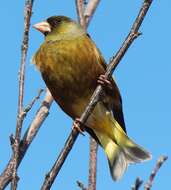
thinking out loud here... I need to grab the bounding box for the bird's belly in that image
[42,64,96,119]
[38,38,104,119]
[42,61,113,138]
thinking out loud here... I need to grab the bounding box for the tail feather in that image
[112,118,152,163]
[93,117,152,181]
[94,130,127,180]
[107,141,128,180]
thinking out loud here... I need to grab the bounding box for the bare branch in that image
[107,0,153,74]
[18,0,33,114]
[76,138,98,190]
[21,89,53,147]
[23,89,44,115]
[76,0,86,29]
[10,89,43,156]
[11,1,35,189]
[40,1,154,189]
[144,155,168,190]
[84,0,100,26]
[131,177,143,190]
[0,90,53,189]
[77,181,88,190]
[88,137,98,190]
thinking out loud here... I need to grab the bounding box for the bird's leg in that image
[72,118,85,136]
[97,74,113,91]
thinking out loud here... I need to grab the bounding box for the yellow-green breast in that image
[34,34,105,119]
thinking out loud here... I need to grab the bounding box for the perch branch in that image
[144,155,168,190]
[11,1,35,190]
[40,0,153,189]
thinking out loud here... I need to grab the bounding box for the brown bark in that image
[88,138,98,190]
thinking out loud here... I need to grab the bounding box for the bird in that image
[32,15,151,180]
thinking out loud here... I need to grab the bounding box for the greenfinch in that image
[33,16,151,180]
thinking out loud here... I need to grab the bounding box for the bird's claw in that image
[72,118,85,136]
[97,74,113,90]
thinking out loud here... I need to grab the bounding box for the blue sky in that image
[0,1,170,189]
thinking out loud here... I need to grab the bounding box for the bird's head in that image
[33,16,85,40]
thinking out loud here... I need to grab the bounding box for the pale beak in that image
[33,21,51,33]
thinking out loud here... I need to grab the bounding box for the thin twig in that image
[11,1,34,189]
[144,155,168,190]
[77,181,88,190]
[23,89,44,114]
[76,138,98,190]
[40,1,153,189]
[0,90,53,189]
[131,177,143,190]
[88,138,98,190]
[84,0,100,26]
[10,89,43,148]
[76,0,86,29]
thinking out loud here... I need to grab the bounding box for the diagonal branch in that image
[40,0,154,189]
[84,0,100,27]
[0,89,53,189]
[144,155,168,190]
[23,89,44,115]
[77,181,88,190]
